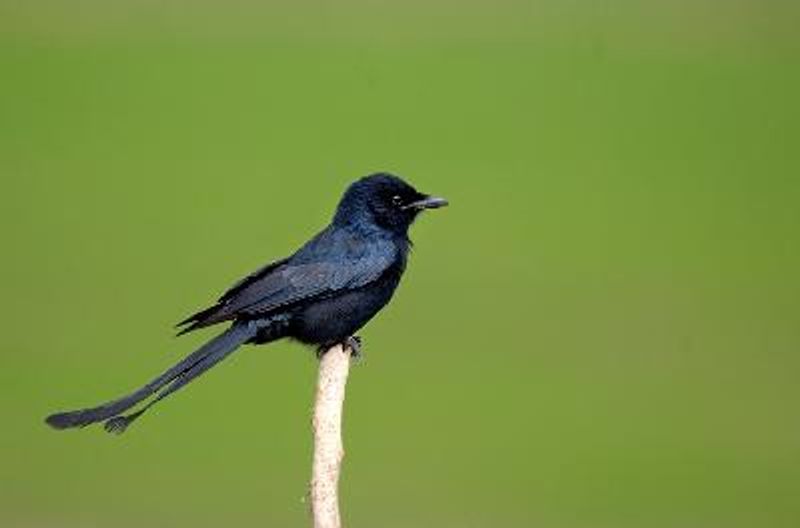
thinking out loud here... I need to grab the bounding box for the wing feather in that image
[177,228,396,333]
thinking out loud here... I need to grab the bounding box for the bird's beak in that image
[404,195,449,211]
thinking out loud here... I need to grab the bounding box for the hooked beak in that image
[403,195,449,211]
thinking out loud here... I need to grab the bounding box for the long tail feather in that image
[45,322,260,430]
[102,330,249,434]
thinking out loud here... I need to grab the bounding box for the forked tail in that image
[45,321,262,434]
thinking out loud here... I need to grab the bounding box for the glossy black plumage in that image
[45,173,447,433]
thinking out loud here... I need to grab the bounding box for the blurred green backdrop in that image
[2,1,798,527]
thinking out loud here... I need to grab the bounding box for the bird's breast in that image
[290,266,403,345]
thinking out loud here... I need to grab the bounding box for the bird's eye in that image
[391,195,403,207]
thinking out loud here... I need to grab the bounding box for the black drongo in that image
[45,173,447,433]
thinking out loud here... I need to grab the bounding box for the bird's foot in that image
[316,336,363,362]
[315,336,362,361]
[345,335,363,362]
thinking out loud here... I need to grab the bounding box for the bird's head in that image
[333,173,448,233]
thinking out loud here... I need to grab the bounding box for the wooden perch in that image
[310,344,353,528]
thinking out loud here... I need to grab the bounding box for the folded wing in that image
[177,228,396,334]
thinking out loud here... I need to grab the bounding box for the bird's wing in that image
[231,254,392,317]
[176,229,396,333]
[217,257,290,303]
[175,258,289,332]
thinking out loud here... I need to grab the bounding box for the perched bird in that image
[45,173,447,434]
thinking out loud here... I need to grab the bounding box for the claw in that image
[316,335,363,361]
[345,335,363,360]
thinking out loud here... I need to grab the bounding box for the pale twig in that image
[310,344,352,528]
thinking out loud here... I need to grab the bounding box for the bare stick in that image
[310,344,352,528]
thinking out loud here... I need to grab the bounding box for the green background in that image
[2,1,798,527]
